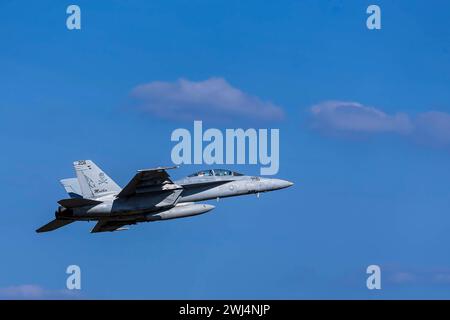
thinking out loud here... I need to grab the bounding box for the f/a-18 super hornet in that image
[36,160,293,233]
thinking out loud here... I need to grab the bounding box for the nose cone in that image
[270,179,294,191]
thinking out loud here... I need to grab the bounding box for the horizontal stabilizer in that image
[60,178,82,199]
[58,198,102,208]
[36,219,74,233]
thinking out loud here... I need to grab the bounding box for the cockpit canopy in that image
[188,169,244,177]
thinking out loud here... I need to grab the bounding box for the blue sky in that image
[1,0,450,299]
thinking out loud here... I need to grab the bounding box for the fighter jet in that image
[36,160,293,233]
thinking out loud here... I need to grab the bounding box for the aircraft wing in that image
[117,166,181,198]
[91,220,130,233]
[36,219,74,233]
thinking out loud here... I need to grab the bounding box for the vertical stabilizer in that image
[73,160,121,198]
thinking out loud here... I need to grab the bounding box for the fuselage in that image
[56,171,293,221]
[38,162,294,233]
[176,175,293,202]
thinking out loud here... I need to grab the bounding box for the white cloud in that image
[386,267,450,286]
[389,272,417,284]
[130,77,284,122]
[0,285,45,299]
[0,284,80,300]
[309,101,450,147]
[415,111,450,146]
[310,101,413,135]
[433,273,450,284]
